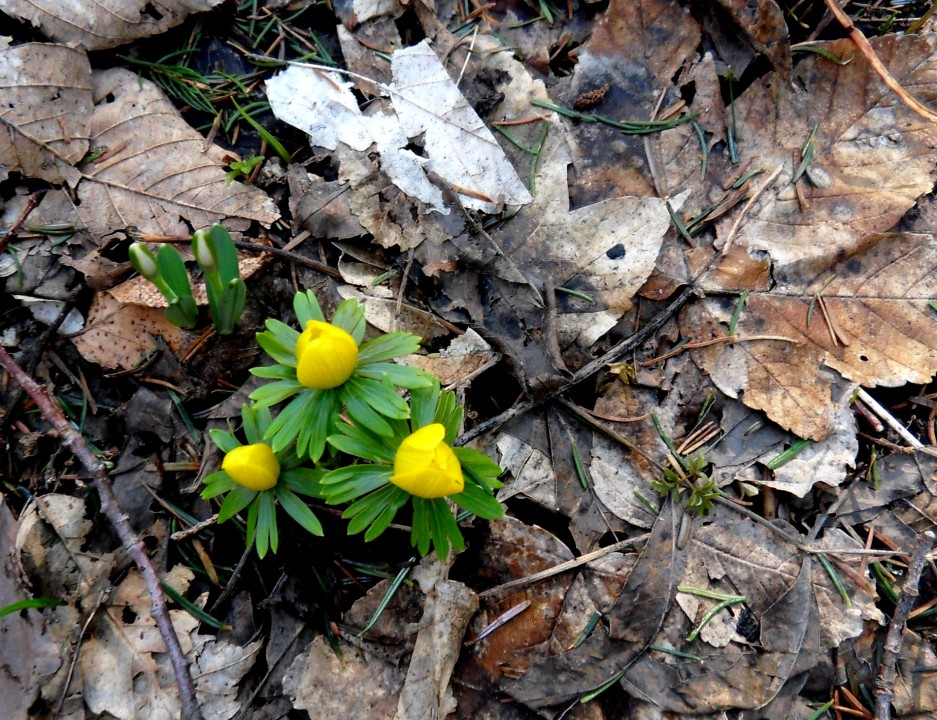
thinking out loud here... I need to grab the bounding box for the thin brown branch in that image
[0,347,205,720]
[457,284,696,445]
[874,530,936,719]
[825,0,937,123]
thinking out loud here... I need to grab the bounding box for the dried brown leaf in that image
[71,291,189,370]
[720,34,937,280]
[0,43,92,185]
[691,233,937,440]
[0,0,223,51]
[711,0,791,79]
[76,68,278,238]
[0,498,62,720]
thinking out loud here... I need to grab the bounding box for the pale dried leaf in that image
[810,530,884,650]
[0,43,91,185]
[398,329,497,386]
[0,0,223,51]
[755,388,858,498]
[267,40,532,215]
[15,494,115,602]
[495,432,556,508]
[71,291,189,370]
[283,635,404,719]
[395,556,477,720]
[619,505,818,713]
[690,233,937,440]
[76,68,278,237]
[0,498,62,720]
[338,284,451,340]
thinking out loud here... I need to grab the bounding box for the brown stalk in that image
[0,346,205,720]
[825,0,937,123]
[874,530,936,719]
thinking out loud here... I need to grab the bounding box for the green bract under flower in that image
[390,424,464,498]
[319,379,504,559]
[202,405,324,558]
[249,290,432,462]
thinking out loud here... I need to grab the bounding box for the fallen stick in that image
[874,530,935,720]
[0,346,205,720]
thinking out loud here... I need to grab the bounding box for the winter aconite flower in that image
[319,379,504,559]
[390,424,464,498]
[295,321,358,389]
[202,405,324,558]
[250,290,432,462]
[222,443,280,491]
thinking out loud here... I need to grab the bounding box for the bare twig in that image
[477,533,650,600]
[874,530,936,720]
[0,347,205,720]
[457,284,696,444]
[825,0,937,124]
[857,388,937,457]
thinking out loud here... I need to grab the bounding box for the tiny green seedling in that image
[130,224,246,335]
[192,224,246,335]
[129,242,198,329]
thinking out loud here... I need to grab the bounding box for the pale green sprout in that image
[129,242,198,329]
[192,224,246,335]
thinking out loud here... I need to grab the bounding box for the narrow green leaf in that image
[357,558,415,635]
[201,471,236,498]
[327,430,395,465]
[217,485,257,522]
[257,491,277,556]
[160,581,229,630]
[276,487,323,536]
[250,364,297,380]
[411,498,432,556]
[248,380,304,408]
[294,289,325,326]
[344,390,394,437]
[256,332,298,367]
[409,377,441,430]
[296,388,340,461]
[0,597,64,617]
[348,376,409,419]
[208,429,240,454]
[453,448,504,489]
[331,298,367,344]
[451,482,504,519]
[346,486,398,534]
[354,363,432,389]
[281,467,325,497]
[265,392,316,453]
[357,333,422,365]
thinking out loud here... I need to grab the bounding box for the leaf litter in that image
[2,0,937,718]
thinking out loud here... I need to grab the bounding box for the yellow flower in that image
[390,424,464,498]
[295,320,359,389]
[222,443,280,491]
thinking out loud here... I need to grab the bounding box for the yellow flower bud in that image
[295,320,359,389]
[222,443,280,491]
[390,424,464,499]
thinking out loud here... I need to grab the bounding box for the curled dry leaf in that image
[77,68,278,238]
[0,0,224,51]
[0,43,92,186]
[690,233,937,440]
